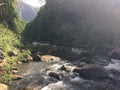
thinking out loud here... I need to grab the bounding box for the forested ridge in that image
[23,0,120,48]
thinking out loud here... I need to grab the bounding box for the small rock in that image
[40,55,60,62]
[33,55,41,61]
[12,75,23,80]
[25,84,42,90]
[108,48,120,60]
[73,67,81,73]
[20,59,29,63]
[25,55,33,61]
[0,83,8,90]
[16,61,22,64]
[8,49,18,56]
[12,70,18,74]
[48,72,62,80]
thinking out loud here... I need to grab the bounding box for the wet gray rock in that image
[33,54,41,61]
[73,64,109,80]
[108,48,120,60]
[91,55,110,66]
[48,72,62,80]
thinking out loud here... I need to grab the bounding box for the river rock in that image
[60,65,77,72]
[108,48,120,60]
[8,49,18,56]
[25,84,42,90]
[0,50,4,62]
[73,64,109,80]
[40,55,61,62]
[12,75,24,80]
[25,55,33,61]
[0,83,8,90]
[48,72,62,80]
[33,55,41,61]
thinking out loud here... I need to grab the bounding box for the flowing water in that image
[8,43,120,90]
[9,56,120,90]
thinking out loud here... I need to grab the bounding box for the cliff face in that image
[17,1,39,22]
[23,0,120,47]
[16,0,45,22]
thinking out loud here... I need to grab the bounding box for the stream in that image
[9,44,120,90]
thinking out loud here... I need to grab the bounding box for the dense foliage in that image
[0,0,28,84]
[0,0,25,33]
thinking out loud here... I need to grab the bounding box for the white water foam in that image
[41,81,69,90]
[104,59,120,71]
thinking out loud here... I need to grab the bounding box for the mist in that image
[71,0,120,37]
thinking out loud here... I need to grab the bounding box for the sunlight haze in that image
[23,0,45,7]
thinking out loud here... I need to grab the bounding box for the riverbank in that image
[0,41,120,90]
[10,44,120,90]
[0,26,31,85]
[7,43,120,90]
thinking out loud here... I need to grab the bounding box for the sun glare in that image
[23,0,45,7]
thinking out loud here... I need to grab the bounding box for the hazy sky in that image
[23,0,45,7]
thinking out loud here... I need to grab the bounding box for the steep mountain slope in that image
[0,0,25,33]
[17,0,45,22]
[17,1,39,22]
[23,0,120,48]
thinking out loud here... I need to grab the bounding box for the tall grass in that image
[0,25,30,84]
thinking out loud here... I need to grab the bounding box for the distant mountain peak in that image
[17,0,46,22]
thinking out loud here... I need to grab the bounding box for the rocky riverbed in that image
[9,43,120,90]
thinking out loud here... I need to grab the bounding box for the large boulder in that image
[40,55,61,62]
[108,48,120,60]
[73,64,109,80]
[0,83,8,90]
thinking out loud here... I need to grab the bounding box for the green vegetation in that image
[23,0,119,48]
[0,0,25,34]
[0,25,18,84]
[0,25,21,55]
[0,25,31,84]
[0,0,28,84]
